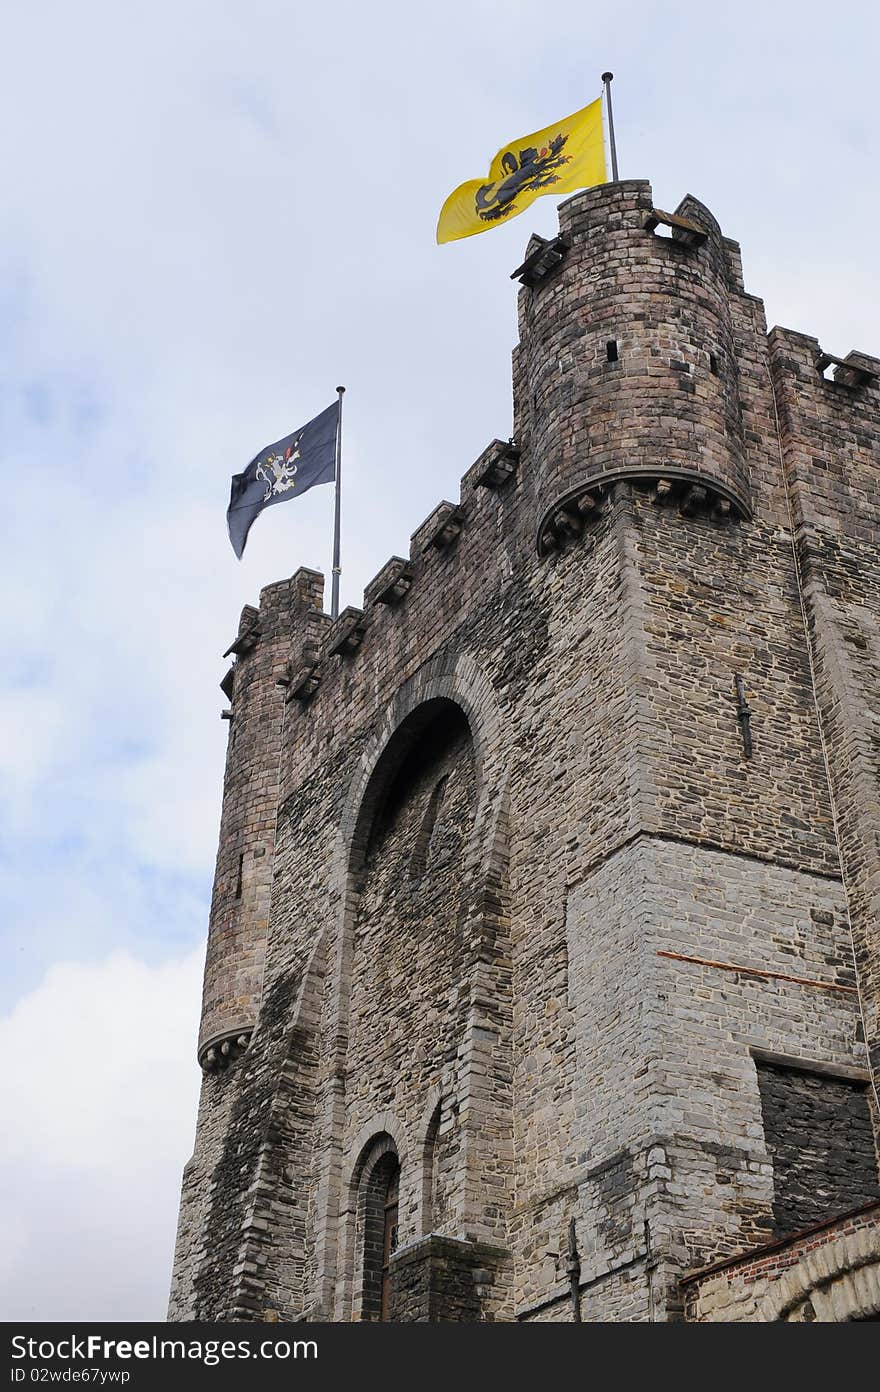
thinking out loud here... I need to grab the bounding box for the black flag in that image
[227,400,338,559]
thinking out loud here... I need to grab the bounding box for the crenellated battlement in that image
[172,177,880,1325]
[217,178,879,738]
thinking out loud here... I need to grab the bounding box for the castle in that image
[169,180,880,1323]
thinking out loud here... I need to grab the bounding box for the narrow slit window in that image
[606,339,619,363]
[234,853,244,900]
[709,352,720,375]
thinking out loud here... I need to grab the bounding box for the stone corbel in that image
[815,351,879,390]
[222,625,261,659]
[510,234,569,288]
[648,474,737,522]
[470,439,520,490]
[414,501,464,554]
[199,1030,252,1073]
[540,488,604,551]
[364,556,414,607]
[644,208,708,247]
[326,607,367,657]
[286,664,321,703]
[553,508,583,542]
[680,483,709,517]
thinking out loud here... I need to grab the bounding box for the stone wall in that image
[682,1202,880,1321]
[756,1061,880,1234]
[198,568,325,1062]
[510,836,864,1321]
[169,179,880,1322]
[770,330,880,1082]
[388,1236,508,1322]
[343,706,474,1221]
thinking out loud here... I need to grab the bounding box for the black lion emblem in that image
[475,134,570,223]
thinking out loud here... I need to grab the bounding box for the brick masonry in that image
[681,1202,880,1321]
[168,180,880,1322]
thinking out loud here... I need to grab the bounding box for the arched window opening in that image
[366,702,470,863]
[360,1149,401,1321]
[380,1167,400,1321]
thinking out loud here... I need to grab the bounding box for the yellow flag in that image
[437,97,607,245]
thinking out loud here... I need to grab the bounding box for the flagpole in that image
[331,385,345,620]
[601,71,619,182]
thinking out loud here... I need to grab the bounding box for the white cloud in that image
[0,949,203,1320]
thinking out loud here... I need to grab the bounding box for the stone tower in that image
[169,181,880,1323]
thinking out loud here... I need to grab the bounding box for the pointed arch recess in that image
[314,652,512,1316]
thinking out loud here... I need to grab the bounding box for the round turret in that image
[513,180,750,552]
[197,569,325,1071]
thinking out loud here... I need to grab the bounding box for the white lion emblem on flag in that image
[256,437,301,500]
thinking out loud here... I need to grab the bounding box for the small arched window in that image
[360,1147,401,1321]
[380,1166,400,1321]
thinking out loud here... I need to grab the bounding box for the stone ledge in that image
[815,349,879,389]
[390,1233,508,1269]
[463,439,520,491]
[325,607,367,657]
[510,233,569,288]
[412,501,464,555]
[222,624,261,660]
[363,556,414,607]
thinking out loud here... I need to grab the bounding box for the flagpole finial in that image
[601,72,620,183]
[336,385,346,395]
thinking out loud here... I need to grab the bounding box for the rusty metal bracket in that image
[734,673,753,758]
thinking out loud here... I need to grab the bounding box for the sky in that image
[0,0,877,1321]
